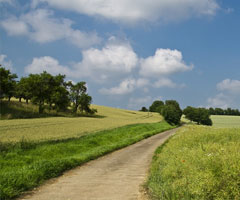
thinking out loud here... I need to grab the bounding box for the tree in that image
[15,77,32,103]
[140,107,148,112]
[161,100,182,125]
[149,100,164,113]
[69,81,96,114]
[0,66,17,101]
[183,107,212,126]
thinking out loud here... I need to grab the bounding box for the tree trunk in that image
[39,101,44,114]
[8,96,11,102]
[19,97,22,102]
[26,99,29,104]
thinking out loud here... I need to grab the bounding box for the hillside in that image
[0,103,162,143]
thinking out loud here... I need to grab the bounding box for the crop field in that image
[0,104,161,143]
[211,115,240,128]
[147,125,240,199]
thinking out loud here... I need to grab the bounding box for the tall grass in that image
[0,122,174,200]
[147,125,240,200]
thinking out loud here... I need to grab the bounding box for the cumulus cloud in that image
[0,54,13,71]
[24,56,72,76]
[99,78,148,95]
[153,78,177,88]
[128,96,152,110]
[32,0,219,24]
[207,79,240,109]
[72,38,138,81]
[0,9,101,48]
[217,79,240,94]
[139,49,193,77]
[207,93,230,109]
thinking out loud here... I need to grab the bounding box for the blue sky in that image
[0,0,240,110]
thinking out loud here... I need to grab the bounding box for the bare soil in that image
[19,128,178,200]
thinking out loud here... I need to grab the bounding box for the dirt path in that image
[19,128,178,200]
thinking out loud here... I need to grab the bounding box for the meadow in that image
[147,125,240,199]
[211,115,240,128]
[0,122,174,200]
[0,103,161,143]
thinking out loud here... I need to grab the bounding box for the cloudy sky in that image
[0,0,240,110]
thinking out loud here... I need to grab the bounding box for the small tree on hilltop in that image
[149,100,164,113]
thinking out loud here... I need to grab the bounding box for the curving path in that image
[19,128,178,200]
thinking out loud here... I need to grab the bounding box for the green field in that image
[0,122,174,200]
[147,125,240,199]
[211,115,240,128]
[0,104,161,143]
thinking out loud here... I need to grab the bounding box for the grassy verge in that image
[147,125,240,199]
[0,121,174,200]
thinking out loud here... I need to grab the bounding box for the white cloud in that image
[0,54,13,71]
[139,49,193,77]
[24,56,72,76]
[99,77,149,95]
[207,93,230,109]
[0,9,101,48]
[217,79,240,94]
[128,96,152,110]
[153,78,177,88]
[72,38,138,81]
[32,0,219,24]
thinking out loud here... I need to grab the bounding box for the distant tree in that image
[15,77,32,103]
[0,66,17,101]
[183,107,212,126]
[69,81,96,114]
[162,100,182,125]
[140,107,148,112]
[27,71,57,114]
[149,100,164,113]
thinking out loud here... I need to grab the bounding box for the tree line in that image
[140,100,212,126]
[0,66,96,115]
[208,107,240,116]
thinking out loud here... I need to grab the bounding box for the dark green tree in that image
[140,106,148,112]
[69,81,96,114]
[161,100,182,125]
[149,100,164,113]
[0,66,17,101]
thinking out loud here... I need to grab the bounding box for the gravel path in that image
[19,128,178,200]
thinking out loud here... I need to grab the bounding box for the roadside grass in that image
[211,115,240,128]
[0,104,161,143]
[0,121,174,200]
[147,125,240,200]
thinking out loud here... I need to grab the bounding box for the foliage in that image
[0,122,174,200]
[68,81,96,114]
[162,100,182,125]
[183,106,212,126]
[147,125,240,200]
[140,106,148,112]
[149,100,164,113]
[0,66,17,101]
[209,107,240,116]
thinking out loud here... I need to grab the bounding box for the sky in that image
[0,0,240,110]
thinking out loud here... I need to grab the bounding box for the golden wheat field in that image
[0,105,162,143]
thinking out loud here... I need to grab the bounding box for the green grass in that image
[0,121,174,200]
[0,102,162,143]
[211,115,240,128]
[147,125,240,200]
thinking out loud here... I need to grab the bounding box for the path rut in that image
[19,128,178,200]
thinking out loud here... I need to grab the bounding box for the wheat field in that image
[0,105,162,143]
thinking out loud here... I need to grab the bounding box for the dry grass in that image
[0,105,162,143]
